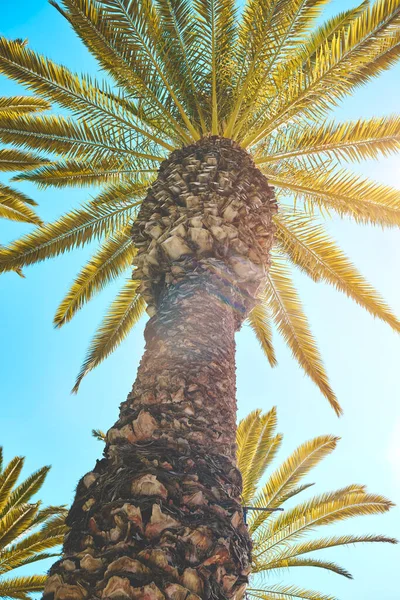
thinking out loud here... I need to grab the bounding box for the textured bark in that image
[43,138,276,600]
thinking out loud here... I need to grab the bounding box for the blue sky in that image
[0,1,399,598]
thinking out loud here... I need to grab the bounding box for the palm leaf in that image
[0,459,24,514]
[54,225,135,326]
[248,302,278,367]
[0,467,50,517]
[264,258,341,415]
[0,184,42,225]
[256,115,400,165]
[275,212,400,331]
[14,159,157,188]
[0,575,47,600]
[73,279,146,392]
[255,557,353,579]
[0,198,140,273]
[249,434,338,533]
[0,95,50,114]
[265,165,400,228]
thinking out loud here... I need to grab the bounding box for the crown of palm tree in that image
[237,409,396,600]
[0,0,400,411]
[0,447,67,600]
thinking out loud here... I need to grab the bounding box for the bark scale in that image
[43,138,276,600]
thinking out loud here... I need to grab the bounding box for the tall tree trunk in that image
[44,137,276,600]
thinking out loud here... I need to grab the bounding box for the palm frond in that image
[0,198,139,273]
[0,149,48,171]
[264,258,341,415]
[255,557,353,579]
[0,467,50,517]
[0,95,50,114]
[242,0,400,145]
[14,159,157,188]
[0,184,42,225]
[0,459,24,514]
[54,225,134,327]
[0,112,163,164]
[248,302,278,367]
[0,36,176,152]
[265,165,400,228]
[255,491,393,559]
[256,115,400,164]
[0,575,47,600]
[249,434,338,533]
[275,212,400,331]
[73,279,146,391]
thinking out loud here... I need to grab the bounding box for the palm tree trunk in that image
[44,138,276,600]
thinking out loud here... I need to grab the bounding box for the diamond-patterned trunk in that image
[43,137,276,600]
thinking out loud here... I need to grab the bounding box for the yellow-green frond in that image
[73,279,146,392]
[254,557,353,579]
[255,491,393,559]
[0,149,48,171]
[0,575,47,600]
[264,258,341,415]
[0,184,42,225]
[0,95,50,114]
[242,0,400,145]
[265,165,400,228]
[275,212,400,331]
[248,302,278,367]
[0,458,24,514]
[0,198,139,273]
[54,226,134,327]
[249,434,338,533]
[256,115,400,165]
[14,159,157,188]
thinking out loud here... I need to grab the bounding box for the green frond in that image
[265,165,400,228]
[54,226,134,327]
[248,303,278,367]
[254,557,353,579]
[230,0,330,137]
[154,0,207,131]
[57,0,194,143]
[264,533,397,565]
[242,0,400,145]
[0,37,177,152]
[73,279,146,392]
[249,434,338,533]
[264,258,341,415]
[0,574,47,600]
[0,198,139,273]
[0,504,38,550]
[256,115,400,165]
[275,212,400,331]
[238,409,284,505]
[255,491,393,559]
[0,112,164,163]
[0,95,50,114]
[0,184,42,225]
[0,467,50,517]
[0,149,48,171]
[0,458,24,514]
[248,585,336,600]
[14,159,157,188]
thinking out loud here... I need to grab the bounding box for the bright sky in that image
[0,1,399,598]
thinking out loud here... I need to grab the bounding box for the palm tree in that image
[238,409,396,600]
[0,447,67,600]
[0,1,399,598]
[0,95,49,226]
